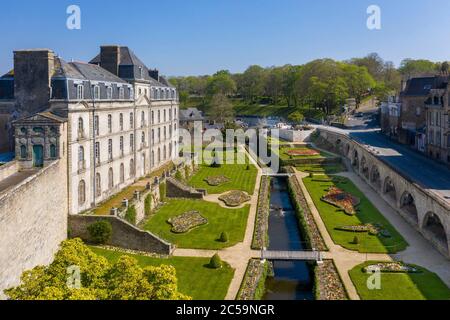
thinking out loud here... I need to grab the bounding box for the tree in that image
[87,221,112,244]
[265,67,284,105]
[288,111,304,124]
[206,70,236,96]
[341,64,376,106]
[349,53,385,81]
[208,93,235,125]
[238,65,266,103]
[399,59,439,77]
[5,239,190,300]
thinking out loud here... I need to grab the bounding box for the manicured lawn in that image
[188,150,257,194]
[90,246,234,300]
[144,199,250,249]
[349,261,450,300]
[296,163,346,174]
[303,176,408,253]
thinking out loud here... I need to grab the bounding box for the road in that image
[318,125,450,204]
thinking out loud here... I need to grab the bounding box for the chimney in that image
[100,45,120,76]
[149,69,159,81]
[14,49,55,115]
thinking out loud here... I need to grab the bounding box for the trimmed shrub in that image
[246,164,250,171]
[87,221,112,244]
[219,232,229,243]
[159,182,166,201]
[353,236,359,245]
[144,194,152,216]
[209,254,222,269]
[125,205,137,225]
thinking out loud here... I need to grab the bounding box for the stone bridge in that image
[317,128,450,258]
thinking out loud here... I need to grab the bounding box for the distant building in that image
[179,107,204,131]
[380,96,401,139]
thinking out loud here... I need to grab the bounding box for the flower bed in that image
[286,148,320,157]
[167,210,208,234]
[321,187,360,216]
[236,259,270,300]
[204,175,230,186]
[252,176,270,250]
[315,260,348,300]
[335,223,392,238]
[363,262,421,274]
[219,190,251,207]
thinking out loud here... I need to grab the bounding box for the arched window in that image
[158,148,161,163]
[151,129,155,145]
[78,180,86,205]
[108,168,114,189]
[93,85,100,100]
[95,173,101,197]
[151,111,154,124]
[163,145,167,160]
[78,117,84,138]
[164,126,167,140]
[120,163,125,183]
[164,109,167,122]
[130,113,134,128]
[130,158,135,177]
[141,111,145,127]
[130,134,134,151]
[151,151,155,167]
[141,132,145,144]
[158,128,161,142]
[169,143,172,158]
[50,144,57,158]
[158,110,161,123]
[20,145,27,159]
[107,86,113,100]
[119,113,124,131]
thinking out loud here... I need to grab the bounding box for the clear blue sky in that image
[1,0,450,76]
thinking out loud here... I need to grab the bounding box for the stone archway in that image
[400,191,418,224]
[344,144,350,157]
[360,157,369,180]
[383,176,397,202]
[423,212,448,253]
[370,166,381,190]
[352,149,359,170]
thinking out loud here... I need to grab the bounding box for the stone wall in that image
[166,177,204,199]
[279,129,314,143]
[0,161,18,181]
[68,215,173,255]
[0,160,68,299]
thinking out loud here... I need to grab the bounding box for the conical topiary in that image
[219,232,229,243]
[209,254,222,269]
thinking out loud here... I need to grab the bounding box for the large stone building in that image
[0,45,179,214]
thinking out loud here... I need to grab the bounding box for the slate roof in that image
[179,108,204,121]
[90,46,172,87]
[402,76,447,96]
[53,58,128,84]
[0,70,14,79]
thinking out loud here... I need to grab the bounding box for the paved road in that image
[319,126,450,203]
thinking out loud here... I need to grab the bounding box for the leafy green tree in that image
[399,59,439,77]
[208,93,235,125]
[265,67,284,104]
[206,70,236,96]
[238,65,267,103]
[341,64,376,106]
[87,221,113,245]
[5,239,190,300]
[288,111,304,124]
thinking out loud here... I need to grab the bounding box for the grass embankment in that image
[303,175,408,253]
[144,199,249,250]
[349,261,450,300]
[90,246,234,300]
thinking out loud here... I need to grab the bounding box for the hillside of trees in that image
[170,53,448,123]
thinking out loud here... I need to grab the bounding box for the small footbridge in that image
[261,250,325,262]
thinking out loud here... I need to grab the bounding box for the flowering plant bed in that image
[167,210,208,234]
[204,175,231,186]
[321,187,360,215]
[286,148,320,157]
[219,190,251,207]
[335,223,391,238]
[363,262,421,274]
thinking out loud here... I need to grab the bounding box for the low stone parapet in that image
[166,177,205,199]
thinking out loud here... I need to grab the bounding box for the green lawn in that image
[144,199,250,249]
[188,150,257,194]
[349,261,450,300]
[278,146,335,161]
[90,246,234,300]
[303,176,408,253]
[296,163,346,175]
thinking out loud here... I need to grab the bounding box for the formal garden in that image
[349,261,450,300]
[144,199,250,249]
[303,175,408,253]
[91,246,234,300]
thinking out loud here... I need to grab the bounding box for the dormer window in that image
[139,67,143,79]
[77,85,84,100]
[107,86,113,100]
[93,85,100,100]
[119,87,125,99]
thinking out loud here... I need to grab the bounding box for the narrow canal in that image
[262,176,314,300]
